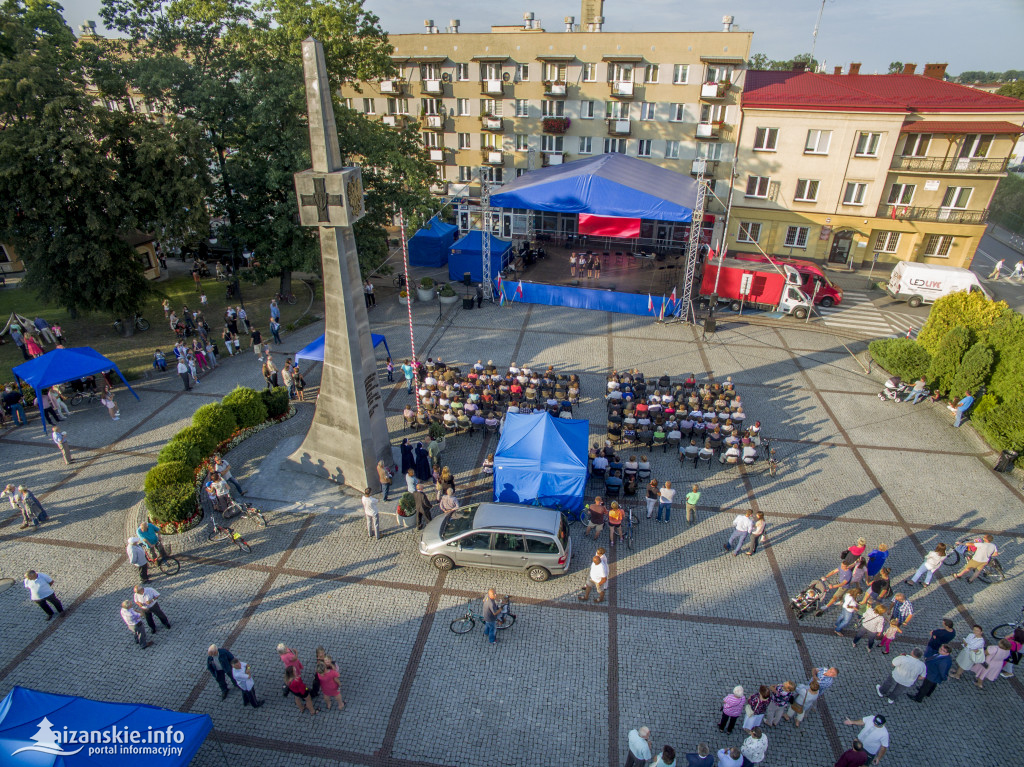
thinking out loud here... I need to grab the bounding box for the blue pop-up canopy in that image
[493,412,590,512]
[13,347,140,434]
[408,216,458,267]
[448,231,513,284]
[294,333,390,364]
[0,686,212,766]
[490,153,698,222]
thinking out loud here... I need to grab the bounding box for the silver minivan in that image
[418,503,572,582]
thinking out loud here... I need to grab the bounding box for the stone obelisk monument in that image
[287,37,390,490]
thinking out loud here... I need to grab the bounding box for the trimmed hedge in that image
[260,386,289,418]
[144,461,192,496]
[974,398,1024,453]
[192,403,237,444]
[173,424,219,457]
[926,326,970,395]
[157,438,203,468]
[948,342,993,400]
[146,481,198,525]
[868,338,931,381]
[917,290,1008,355]
[223,386,268,428]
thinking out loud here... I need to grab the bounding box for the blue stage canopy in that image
[408,216,458,268]
[448,231,513,284]
[294,333,390,364]
[489,153,698,222]
[0,686,212,766]
[493,413,589,512]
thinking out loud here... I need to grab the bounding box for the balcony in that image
[424,114,444,130]
[889,155,1009,175]
[691,159,718,175]
[606,118,631,136]
[421,79,443,95]
[379,79,403,94]
[876,204,990,225]
[382,114,407,127]
[696,121,721,139]
[430,181,448,195]
[542,152,564,167]
[483,150,504,165]
[544,81,567,96]
[700,81,729,100]
[481,116,504,131]
[428,148,446,163]
[542,117,570,134]
[481,79,504,96]
[610,81,635,98]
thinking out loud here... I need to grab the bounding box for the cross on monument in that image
[285,38,390,490]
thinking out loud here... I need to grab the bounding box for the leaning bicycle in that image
[145,543,180,576]
[992,605,1024,640]
[208,522,252,553]
[449,595,516,634]
[223,500,268,528]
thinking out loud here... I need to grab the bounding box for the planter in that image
[439,293,460,306]
[398,293,409,305]
[417,287,436,302]
[396,513,414,528]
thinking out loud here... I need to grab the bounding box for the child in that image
[152,349,167,372]
[386,357,394,382]
[482,453,495,475]
[99,391,120,421]
[187,353,200,385]
[879,618,902,654]
[199,292,208,306]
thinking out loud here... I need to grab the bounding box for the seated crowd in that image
[402,358,582,436]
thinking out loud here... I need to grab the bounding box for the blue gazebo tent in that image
[294,333,390,364]
[492,412,589,511]
[12,347,139,434]
[0,686,212,766]
[408,216,458,267]
[448,231,513,284]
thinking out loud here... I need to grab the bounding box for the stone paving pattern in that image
[1,297,1022,767]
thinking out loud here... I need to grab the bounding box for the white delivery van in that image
[884,262,991,307]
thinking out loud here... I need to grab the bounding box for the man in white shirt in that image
[177,358,191,391]
[121,600,152,649]
[843,715,889,764]
[231,658,264,708]
[954,534,999,583]
[726,512,754,554]
[579,554,609,603]
[23,570,64,620]
[362,487,380,540]
[624,726,653,767]
[742,445,758,464]
[592,454,610,475]
[133,584,171,633]
[740,727,768,764]
[876,648,926,704]
[657,481,676,523]
[719,444,741,464]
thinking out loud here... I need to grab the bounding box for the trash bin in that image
[994,449,1019,472]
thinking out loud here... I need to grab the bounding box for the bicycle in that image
[144,543,180,576]
[992,604,1024,640]
[113,314,151,333]
[449,595,516,634]
[944,537,1006,583]
[614,507,641,550]
[69,389,102,407]
[223,500,268,528]
[767,449,781,477]
[208,521,252,553]
[392,273,407,288]
[275,291,297,305]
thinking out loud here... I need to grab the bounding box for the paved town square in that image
[1,295,1021,767]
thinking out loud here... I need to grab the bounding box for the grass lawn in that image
[0,271,319,384]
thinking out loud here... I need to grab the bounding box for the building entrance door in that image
[828,231,854,265]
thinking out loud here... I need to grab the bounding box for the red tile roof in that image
[900,120,1024,134]
[743,71,1024,114]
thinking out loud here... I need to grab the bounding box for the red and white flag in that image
[647,293,654,314]
[516,280,524,298]
[669,286,678,305]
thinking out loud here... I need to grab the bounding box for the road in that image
[970,227,1024,313]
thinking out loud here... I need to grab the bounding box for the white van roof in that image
[895,262,976,276]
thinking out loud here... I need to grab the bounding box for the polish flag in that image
[669,286,678,305]
[647,294,654,314]
[516,280,524,298]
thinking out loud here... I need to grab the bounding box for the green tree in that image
[747,53,771,70]
[916,291,1010,355]
[887,61,905,74]
[926,326,971,395]
[948,341,994,399]
[0,0,208,318]
[985,310,1024,404]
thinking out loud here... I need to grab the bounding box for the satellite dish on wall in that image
[502,72,511,82]
[442,72,451,82]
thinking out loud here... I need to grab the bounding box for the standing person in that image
[887,592,914,627]
[684,743,714,767]
[1001,627,1024,679]
[585,496,607,539]
[950,624,986,679]
[864,544,889,582]
[362,488,380,539]
[33,316,56,344]
[742,686,771,730]
[269,317,282,345]
[624,726,653,767]
[51,425,71,464]
[482,588,501,645]
[377,460,393,501]
[725,511,754,554]
[782,678,819,728]
[650,746,675,767]
[924,618,956,658]
[715,748,743,767]
[293,365,306,401]
[413,483,433,530]
[250,327,263,356]
[834,741,869,767]
[262,354,278,389]
[988,258,1004,279]
[475,283,484,308]
[49,385,70,419]
[9,325,29,359]
[99,390,120,420]
[908,644,952,702]
[971,639,1012,690]
[386,357,394,382]
[285,666,318,715]
[281,360,295,398]
[24,334,43,358]
[835,588,864,635]
[684,483,701,525]
[3,484,36,528]
[133,584,171,633]
[213,454,245,496]
[905,543,946,587]
[1012,260,1024,280]
[270,299,281,323]
[22,570,64,621]
[237,306,250,334]
[876,647,926,704]
[120,600,152,649]
[762,681,795,727]
[402,359,414,394]
[953,534,999,582]
[746,512,767,555]
[656,480,675,523]
[207,645,238,699]
[364,279,376,307]
[951,390,974,427]
[852,605,888,652]
[579,554,609,603]
[3,385,27,425]
[861,567,891,606]
[40,388,61,425]
[163,299,171,320]
[127,537,150,584]
[644,480,659,520]
[231,658,264,708]
[841,716,889,765]
[414,442,432,482]
[222,326,235,356]
[316,655,344,710]
[177,357,191,391]
[740,728,768,766]
[879,619,903,655]
[718,685,745,733]
[607,502,625,546]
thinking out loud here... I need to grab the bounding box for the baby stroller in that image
[789,578,829,620]
[877,376,909,402]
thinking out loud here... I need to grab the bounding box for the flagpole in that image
[398,211,420,418]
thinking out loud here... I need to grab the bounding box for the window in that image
[524,534,559,554]
[843,182,867,205]
[941,186,973,209]
[363,98,375,114]
[516,63,530,81]
[422,132,440,148]
[455,63,470,81]
[604,138,627,154]
[514,99,529,117]
[542,135,564,152]
[580,100,595,119]
[479,166,503,183]
[457,98,470,116]
[699,103,723,123]
[794,179,819,202]
[542,100,565,117]
[644,64,660,83]
[606,101,630,119]
[874,231,901,253]
[784,226,809,248]
[421,98,440,115]
[924,234,953,257]
[904,133,930,157]
[421,63,441,81]
[855,132,881,157]
[387,98,410,115]
[637,139,652,157]
[516,168,527,177]
[745,176,770,198]
[341,98,352,109]
[640,102,656,121]
[481,133,500,149]
[481,62,502,80]
[753,127,778,151]
[482,99,502,116]
[514,134,528,151]
[665,140,680,159]
[609,63,633,83]
[582,63,597,82]
[670,103,685,122]
[887,183,915,205]
[459,133,472,150]
[579,136,593,154]
[961,134,993,159]
[805,129,832,154]
[458,166,473,182]
[696,142,723,160]
[706,65,733,82]
[737,222,761,243]
[673,64,689,84]
[493,533,524,552]
[543,63,566,81]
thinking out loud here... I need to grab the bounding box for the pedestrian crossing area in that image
[816,290,924,338]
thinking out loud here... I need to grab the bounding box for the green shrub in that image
[985,311,1024,404]
[222,386,268,428]
[144,461,193,496]
[192,403,238,443]
[439,283,456,297]
[948,342,994,400]
[974,399,1024,453]
[397,492,416,517]
[926,326,971,395]
[146,481,198,525]
[260,386,289,418]
[157,438,203,467]
[973,393,999,420]
[175,424,218,456]
[420,277,434,289]
[868,338,932,380]
[917,291,1009,355]
[428,421,446,441]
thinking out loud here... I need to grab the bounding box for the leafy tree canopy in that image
[747,52,819,72]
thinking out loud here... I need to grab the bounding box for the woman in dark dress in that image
[414,442,432,482]
[400,438,414,476]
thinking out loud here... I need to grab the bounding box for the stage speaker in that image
[463,272,472,286]
[704,317,717,333]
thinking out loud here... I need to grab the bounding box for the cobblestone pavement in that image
[1,300,1022,767]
